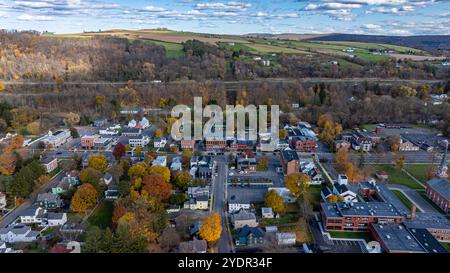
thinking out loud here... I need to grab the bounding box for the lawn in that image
[404,164,436,183]
[392,190,413,210]
[442,243,450,252]
[306,185,323,211]
[365,164,423,190]
[88,201,113,229]
[417,191,448,216]
[328,231,373,242]
[260,213,299,226]
[278,218,313,243]
[245,43,307,54]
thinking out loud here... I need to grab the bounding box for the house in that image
[332,175,357,203]
[81,135,99,149]
[36,193,63,209]
[105,184,119,200]
[41,130,72,148]
[352,137,373,152]
[299,160,323,185]
[236,157,257,173]
[122,127,142,137]
[265,226,278,233]
[261,207,274,219]
[280,150,300,175]
[181,139,196,149]
[170,157,182,171]
[20,207,46,224]
[0,225,40,243]
[41,157,58,173]
[153,137,167,148]
[276,232,296,246]
[119,106,143,115]
[228,195,251,213]
[94,137,111,149]
[190,156,213,179]
[45,212,68,227]
[0,192,6,210]
[179,239,207,253]
[231,210,258,229]
[235,226,265,246]
[184,195,209,210]
[291,136,317,153]
[321,187,333,201]
[139,117,150,129]
[268,188,297,203]
[187,187,209,198]
[399,138,420,152]
[52,172,79,194]
[99,128,119,136]
[152,156,167,167]
[276,139,290,150]
[103,172,113,185]
[333,140,351,152]
[128,135,149,147]
[128,119,137,128]
[376,171,389,181]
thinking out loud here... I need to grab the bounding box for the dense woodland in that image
[0,31,449,82]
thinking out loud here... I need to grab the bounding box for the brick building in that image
[291,136,317,152]
[280,150,300,175]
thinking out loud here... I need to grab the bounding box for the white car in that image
[229,172,234,176]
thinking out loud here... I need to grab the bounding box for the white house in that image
[152,156,167,167]
[231,210,258,229]
[332,175,357,203]
[103,173,113,185]
[276,232,296,246]
[261,207,274,219]
[139,117,150,129]
[170,157,182,171]
[128,135,150,147]
[45,213,68,227]
[41,130,72,148]
[20,207,46,225]
[228,195,250,213]
[184,196,209,210]
[187,187,210,198]
[128,119,137,128]
[0,225,40,243]
[154,138,167,148]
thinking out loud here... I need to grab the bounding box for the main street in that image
[211,156,234,253]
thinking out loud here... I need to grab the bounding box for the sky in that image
[0,0,449,35]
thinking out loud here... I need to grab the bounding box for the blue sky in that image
[0,0,449,35]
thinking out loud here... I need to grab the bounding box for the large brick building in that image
[320,202,404,232]
[280,150,300,175]
[426,178,450,215]
[291,136,317,153]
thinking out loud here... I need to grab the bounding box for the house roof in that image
[179,239,207,253]
[41,157,56,164]
[0,225,31,235]
[427,178,450,200]
[237,226,265,238]
[37,193,60,203]
[47,212,66,220]
[281,150,299,162]
[232,210,256,222]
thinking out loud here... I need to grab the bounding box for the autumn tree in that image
[63,112,80,126]
[88,154,108,173]
[79,167,103,192]
[128,162,148,181]
[257,156,269,171]
[285,173,311,199]
[69,127,79,138]
[279,129,288,139]
[148,165,171,182]
[317,114,342,145]
[199,212,222,244]
[387,134,401,152]
[113,143,126,160]
[155,128,164,138]
[142,175,172,201]
[395,152,405,169]
[265,189,285,215]
[172,171,191,190]
[71,183,98,214]
[0,81,5,92]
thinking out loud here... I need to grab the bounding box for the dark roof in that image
[408,228,448,253]
[47,212,65,220]
[281,150,299,162]
[321,187,332,197]
[370,223,425,253]
[41,157,56,164]
[237,226,265,238]
[427,178,450,200]
[333,183,349,194]
[122,127,141,133]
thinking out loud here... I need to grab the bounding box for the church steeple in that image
[436,140,448,179]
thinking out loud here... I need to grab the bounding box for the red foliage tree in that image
[113,142,126,160]
[142,174,172,201]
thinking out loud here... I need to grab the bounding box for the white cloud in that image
[17,14,54,21]
[194,2,251,11]
[143,6,166,12]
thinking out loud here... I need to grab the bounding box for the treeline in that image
[0,31,449,82]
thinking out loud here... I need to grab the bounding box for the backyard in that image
[365,164,423,190]
[88,201,114,229]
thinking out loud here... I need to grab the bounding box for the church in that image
[426,140,450,215]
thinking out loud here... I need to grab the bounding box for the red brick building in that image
[425,178,450,215]
[181,139,196,150]
[291,136,317,153]
[81,135,99,149]
[280,150,300,175]
[205,139,227,151]
[320,202,404,232]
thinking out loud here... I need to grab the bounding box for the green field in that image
[144,40,184,58]
[392,190,413,210]
[88,201,113,229]
[442,243,450,252]
[306,185,323,211]
[404,164,436,183]
[365,164,423,190]
[329,231,373,242]
[260,213,299,226]
[245,43,308,54]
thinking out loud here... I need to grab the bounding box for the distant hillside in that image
[308,34,450,52]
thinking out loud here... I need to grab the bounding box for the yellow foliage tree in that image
[0,81,5,92]
[265,189,285,215]
[148,165,171,182]
[71,183,98,214]
[88,154,107,173]
[199,213,222,243]
[285,173,311,198]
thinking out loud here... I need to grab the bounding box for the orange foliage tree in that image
[71,183,98,213]
[142,175,172,201]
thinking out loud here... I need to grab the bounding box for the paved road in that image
[387,185,439,214]
[211,157,234,253]
[0,171,65,228]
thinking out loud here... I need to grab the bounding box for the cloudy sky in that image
[0,0,449,35]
